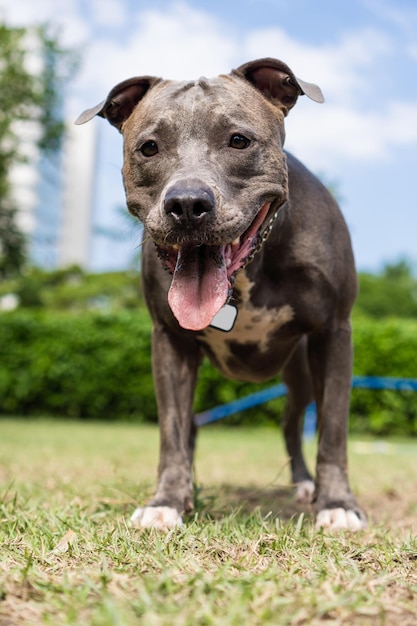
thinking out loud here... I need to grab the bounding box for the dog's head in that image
[77,58,323,330]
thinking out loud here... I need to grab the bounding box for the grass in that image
[1,418,417,625]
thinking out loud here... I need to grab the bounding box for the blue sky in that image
[2,0,417,273]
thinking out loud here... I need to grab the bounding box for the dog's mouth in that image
[155,201,276,331]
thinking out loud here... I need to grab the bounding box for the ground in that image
[0,419,416,625]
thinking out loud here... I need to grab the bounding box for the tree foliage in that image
[355,259,417,319]
[1,260,416,319]
[0,23,76,278]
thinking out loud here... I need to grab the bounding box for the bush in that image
[0,266,146,311]
[1,310,417,435]
[0,310,155,420]
[351,316,417,435]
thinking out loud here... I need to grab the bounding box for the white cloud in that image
[2,0,416,170]
[132,2,237,77]
[285,99,417,170]
[80,2,236,85]
[244,26,393,104]
[69,1,238,117]
[0,0,91,46]
[90,0,128,28]
[1,0,57,23]
[242,23,416,169]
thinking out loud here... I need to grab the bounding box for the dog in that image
[76,57,366,531]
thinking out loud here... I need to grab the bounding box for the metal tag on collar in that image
[209,304,238,332]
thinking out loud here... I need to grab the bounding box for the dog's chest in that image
[199,271,294,380]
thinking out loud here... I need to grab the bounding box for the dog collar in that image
[209,201,286,332]
[239,200,286,271]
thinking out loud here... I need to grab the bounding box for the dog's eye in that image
[229,134,251,149]
[140,141,158,157]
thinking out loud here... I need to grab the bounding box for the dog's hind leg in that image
[307,324,366,530]
[281,336,315,503]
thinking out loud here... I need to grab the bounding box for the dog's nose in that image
[164,181,215,226]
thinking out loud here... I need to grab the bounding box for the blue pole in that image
[194,383,288,427]
[194,377,417,436]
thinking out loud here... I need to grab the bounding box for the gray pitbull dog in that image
[76,58,366,532]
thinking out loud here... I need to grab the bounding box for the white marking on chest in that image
[201,272,294,373]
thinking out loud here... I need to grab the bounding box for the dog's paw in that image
[315,507,366,531]
[295,480,315,503]
[130,506,183,531]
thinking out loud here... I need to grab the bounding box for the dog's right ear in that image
[75,76,161,131]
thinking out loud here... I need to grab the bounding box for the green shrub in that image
[355,260,417,319]
[351,316,417,435]
[1,310,417,435]
[0,310,155,420]
[0,266,146,311]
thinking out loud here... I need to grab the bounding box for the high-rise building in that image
[9,117,97,270]
[58,121,97,268]
[6,25,98,272]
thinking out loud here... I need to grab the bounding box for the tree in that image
[356,259,417,319]
[0,23,76,278]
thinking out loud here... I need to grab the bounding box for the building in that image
[6,25,98,272]
[58,121,97,268]
[9,117,97,270]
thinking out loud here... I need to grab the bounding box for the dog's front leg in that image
[131,324,201,531]
[308,322,367,531]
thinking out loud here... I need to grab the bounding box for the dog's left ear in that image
[75,76,161,130]
[233,58,324,115]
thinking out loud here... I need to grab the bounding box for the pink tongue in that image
[168,245,229,330]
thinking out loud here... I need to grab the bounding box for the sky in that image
[1,0,417,273]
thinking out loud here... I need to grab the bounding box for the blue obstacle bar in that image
[194,383,288,427]
[194,376,417,428]
[352,376,417,392]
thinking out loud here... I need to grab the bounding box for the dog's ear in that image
[233,58,324,115]
[75,76,161,130]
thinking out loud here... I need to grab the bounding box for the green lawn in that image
[1,418,417,625]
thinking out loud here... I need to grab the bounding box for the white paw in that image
[130,506,183,531]
[295,480,315,503]
[315,507,366,531]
